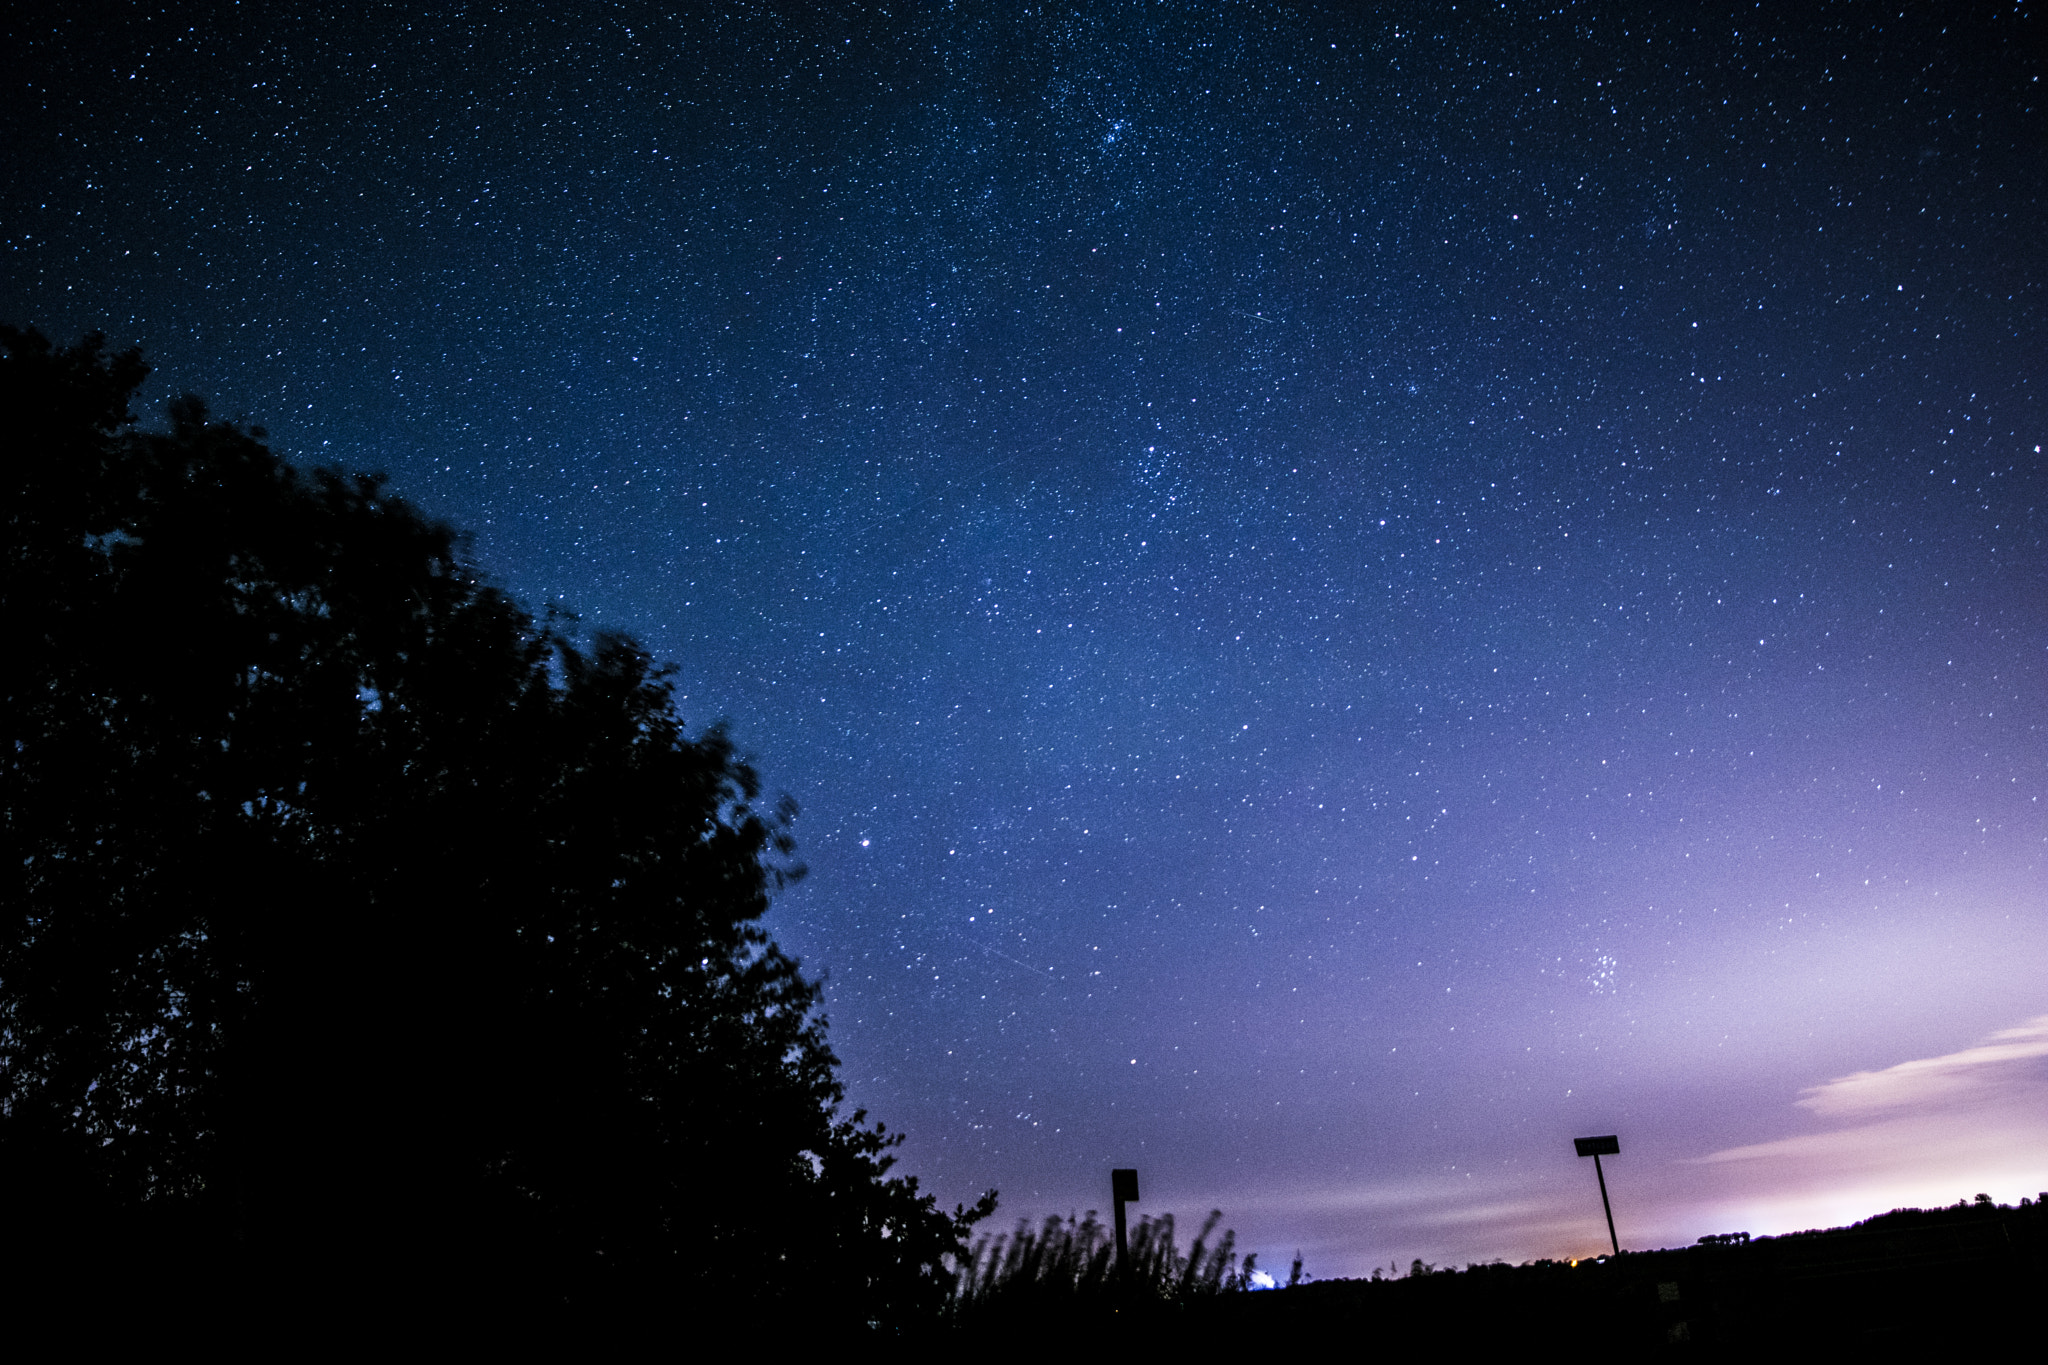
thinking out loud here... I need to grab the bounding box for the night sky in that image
[7,2,2045,1276]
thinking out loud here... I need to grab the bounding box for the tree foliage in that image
[0,326,989,1330]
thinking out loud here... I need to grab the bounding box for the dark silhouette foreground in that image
[949,1207,1274,1329]
[998,1196,2045,1352]
[1,327,989,1338]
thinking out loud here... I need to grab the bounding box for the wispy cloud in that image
[1793,1014,2048,1120]
[1124,1016,2048,1276]
[1199,1174,1616,1275]
[1684,1013,2048,1230]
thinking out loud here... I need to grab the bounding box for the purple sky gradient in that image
[6,1,2042,1277]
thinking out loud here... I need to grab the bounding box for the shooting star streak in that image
[980,944,1057,982]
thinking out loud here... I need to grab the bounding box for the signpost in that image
[1111,1168,1140,1288]
[1573,1135,1621,1256]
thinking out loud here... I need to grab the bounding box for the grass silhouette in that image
[949,1207,1264,1325]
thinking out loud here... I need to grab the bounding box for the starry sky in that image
[7,1,2045,1276]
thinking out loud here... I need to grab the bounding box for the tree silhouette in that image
[0,326,989,1332]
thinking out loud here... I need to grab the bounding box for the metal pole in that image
[1113,1195,1130,1285]
[1110,1168,1139,1296]
[1593,1152,1619,1256]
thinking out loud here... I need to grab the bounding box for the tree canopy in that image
[0,326,989,1333]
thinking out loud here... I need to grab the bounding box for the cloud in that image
[1682,1013,2048,1231]
[1201,1175,1611,1274]
[1694,1109,2046,1178]
[1144,1016,2048,1275]
[1792,1014,2048,1120]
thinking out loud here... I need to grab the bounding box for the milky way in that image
[7,2,2043,1272]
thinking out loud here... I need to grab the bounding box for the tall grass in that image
[949,1208,1259,1322]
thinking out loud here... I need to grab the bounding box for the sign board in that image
[1111,1168,1140,1202]
[1574,1135,1620,1157]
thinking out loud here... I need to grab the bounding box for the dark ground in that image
[2,1196,2037,1351]
[943,1198,2045,1354]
